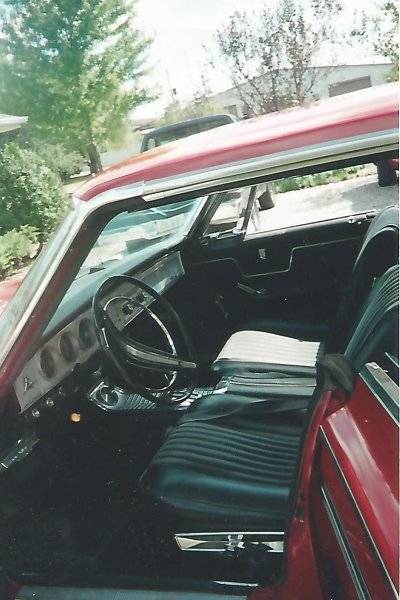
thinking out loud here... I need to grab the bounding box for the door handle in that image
[258,248,268,260]
[236,282,268,297]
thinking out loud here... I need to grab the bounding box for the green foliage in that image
[0,143,68,239]
[0,225,39,278]
[159,71,222,126]
[350,1,399,81]
[0,0,152,172]
[159,99,221,127]
[374,1,399,81]
[31,142,83,181]
[273,166,363,193]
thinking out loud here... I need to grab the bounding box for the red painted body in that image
[76,84,399,201]
[316,375,399,597]
[0,273,24,317]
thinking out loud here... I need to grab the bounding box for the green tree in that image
[351,2,399,81]
[0,0,151,173]
[0,143,68,238]
[215,0,343,116]
[377,1,399,80]
[160,71,221,126]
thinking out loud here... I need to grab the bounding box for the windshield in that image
[0,196,206,367]
[76,197,205,278]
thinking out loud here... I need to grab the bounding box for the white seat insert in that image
[213,330,322,373]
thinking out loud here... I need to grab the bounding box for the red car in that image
[0,84,398,600]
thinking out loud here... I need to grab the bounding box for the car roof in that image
[142,114,236,138]
[76,83,399,202]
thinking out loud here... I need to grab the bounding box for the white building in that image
[208,63,393,118]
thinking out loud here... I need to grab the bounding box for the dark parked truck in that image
[140,114,237,151]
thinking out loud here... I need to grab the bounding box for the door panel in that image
[185,216,371,331]
[311,363,399,599]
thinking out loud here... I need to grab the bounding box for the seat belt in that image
[180,376,315,423]
[181,355,356,424]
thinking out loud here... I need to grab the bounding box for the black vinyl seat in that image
[141,264,399,536]
[140,370,314,532]
[141,407,306,532]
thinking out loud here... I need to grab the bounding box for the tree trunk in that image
[87,141,102,174]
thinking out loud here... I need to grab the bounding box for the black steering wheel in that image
[92,275,197,406]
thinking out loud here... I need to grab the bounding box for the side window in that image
[146,137,156,150]
[246,161,398,236]
[203,186,254,235]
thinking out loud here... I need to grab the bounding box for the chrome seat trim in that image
[175,531,284,553]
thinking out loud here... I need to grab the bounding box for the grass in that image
[272,164,375,194]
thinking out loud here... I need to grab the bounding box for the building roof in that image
[208,62,393,100]
[76,83,399,202]
[0,114,27,134]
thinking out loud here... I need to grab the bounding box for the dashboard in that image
[14,251,185,413]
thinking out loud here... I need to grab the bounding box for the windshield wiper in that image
[88,265,106,274]
[76,257,121,279]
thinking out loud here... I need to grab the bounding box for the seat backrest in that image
[331,206,399,352]
[344,264,399,372]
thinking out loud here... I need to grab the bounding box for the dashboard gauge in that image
[39,348,56,379]
[78,318,95,349]
[59,333,76,363]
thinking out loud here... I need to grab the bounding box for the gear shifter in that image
[97,384,119,406]
[88,380,158,412]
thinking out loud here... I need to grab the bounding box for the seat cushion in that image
[213,330,323,376]
[140,409,305,532]
[240,317,329,342]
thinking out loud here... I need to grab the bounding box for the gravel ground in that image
[249,175,398,234]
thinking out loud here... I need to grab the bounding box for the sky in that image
[133,0,384,119]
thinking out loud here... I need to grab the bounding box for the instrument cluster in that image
[14,310,98,413]
[13,251,185,413]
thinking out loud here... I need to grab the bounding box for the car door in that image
[184,178,379,336]
[310,357,399,599]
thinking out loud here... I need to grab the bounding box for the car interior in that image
[0,159,398,594]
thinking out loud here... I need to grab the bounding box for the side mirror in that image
[257,187,275,210]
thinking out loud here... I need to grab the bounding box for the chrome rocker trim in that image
[175,531,284,553]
